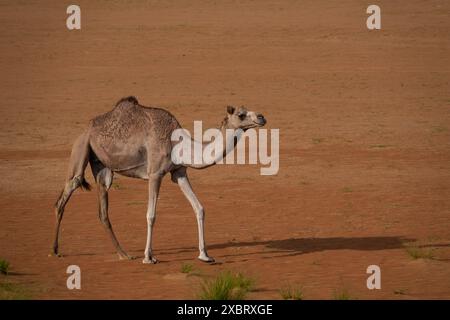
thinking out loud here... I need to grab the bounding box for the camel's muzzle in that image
[256,114,266,126]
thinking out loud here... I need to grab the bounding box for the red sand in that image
[0,0,449,299]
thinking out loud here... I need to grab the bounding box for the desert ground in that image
[0,0,449,299]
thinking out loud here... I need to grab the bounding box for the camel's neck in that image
[184,118,241,169]
[215,118,241,163]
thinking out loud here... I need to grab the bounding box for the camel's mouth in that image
[253,119,266,127]
[242,120,266,131]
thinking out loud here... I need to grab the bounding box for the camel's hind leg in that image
[92,160,133,260]
[52,132,91,256]
[53,177,89,256]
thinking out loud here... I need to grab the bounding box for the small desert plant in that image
[406,245,434,260]
[0,281,30,300]
[333,288,352,300]
[199,271,254,300]
[0,259,10,275]
[431,125,446,133]
[181,263,194,274]
[312,138,324,144]
[280,284,304,300]
[394,289,407,295]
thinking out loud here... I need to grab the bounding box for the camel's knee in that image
[195,207,205,220]
[64,175,87,194]
[147,215,156,226]
[146,201,158,226]
[54,176,82,212]
[71,176,84,188]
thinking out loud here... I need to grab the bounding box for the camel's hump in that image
[114,96,139,109]
[90,96,180,143]
[91,96,144,133]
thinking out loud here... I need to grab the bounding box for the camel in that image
[52,96,266,264]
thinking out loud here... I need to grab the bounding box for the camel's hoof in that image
[198,255,215,263]
[142,257,159,264]
[49,252,63,258]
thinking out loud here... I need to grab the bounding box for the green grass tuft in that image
[333,288,352,300]
[181,263,194,274]
[394,289,407,295]
[0,259,9,275]
[431,125,446,133]
[405,245,435,260]
[312,138,324,144]
[199,271,254,300]
[280,284,304,300]
[0,281,31,300]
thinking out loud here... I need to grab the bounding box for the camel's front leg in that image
[143,175,162,264]
[176,173,215,263]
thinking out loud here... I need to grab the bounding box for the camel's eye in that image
[238,113,246,120]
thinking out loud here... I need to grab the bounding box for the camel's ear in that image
[227,106,235,115]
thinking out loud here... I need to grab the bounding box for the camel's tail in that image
[79,176,91,191]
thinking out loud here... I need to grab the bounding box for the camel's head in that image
[225,105,266,131]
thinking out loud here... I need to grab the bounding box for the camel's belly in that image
[90,137,148,172]
[115,164,149,179]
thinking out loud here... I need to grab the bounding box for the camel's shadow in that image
[77,236,450,262]
[213,236,414,252]
[164,236,420,258]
